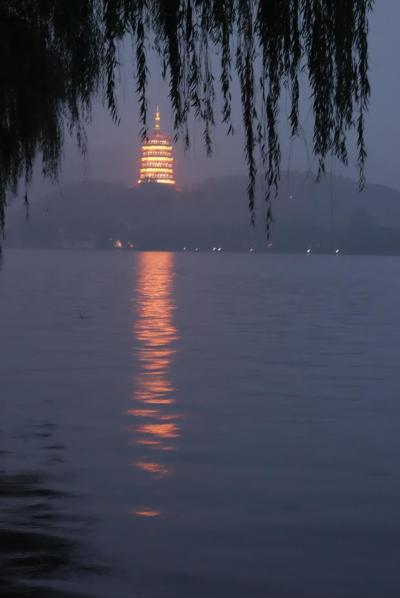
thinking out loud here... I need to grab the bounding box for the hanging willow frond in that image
[0,0,373,235]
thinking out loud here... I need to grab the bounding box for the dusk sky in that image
[29,0,400,197]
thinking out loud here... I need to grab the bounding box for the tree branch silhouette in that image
[0,0,373,236]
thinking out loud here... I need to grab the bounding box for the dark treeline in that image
[0,1,373,236]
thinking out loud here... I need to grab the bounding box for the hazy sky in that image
[29,1,400,197]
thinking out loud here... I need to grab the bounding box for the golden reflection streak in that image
[130,509,160,518]
[129,252,180,516]
[134,462,171,476]
[136,422,180,439]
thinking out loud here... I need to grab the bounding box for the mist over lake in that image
[6,173,400,255]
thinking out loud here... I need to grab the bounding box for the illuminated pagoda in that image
[137,107,176,186]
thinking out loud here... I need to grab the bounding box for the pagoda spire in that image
[155,105,161,130]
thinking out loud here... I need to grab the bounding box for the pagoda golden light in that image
[137,107,176,186]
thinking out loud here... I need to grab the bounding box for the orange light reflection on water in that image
[137,422,180,439]
[128,253,181,516]
[131,509,161,518]
[134,461,171,476]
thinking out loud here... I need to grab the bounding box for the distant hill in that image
[4,173,400,254]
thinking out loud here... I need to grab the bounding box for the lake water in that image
[1,249,400,597]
